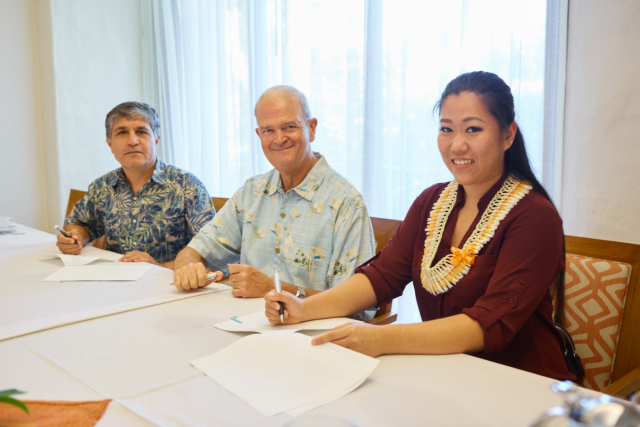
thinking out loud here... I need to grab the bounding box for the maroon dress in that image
[357,175,574,380]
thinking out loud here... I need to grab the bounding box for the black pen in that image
[54,225,78,245]
[274,270,284,323]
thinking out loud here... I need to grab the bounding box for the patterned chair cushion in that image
[564,254,631,390]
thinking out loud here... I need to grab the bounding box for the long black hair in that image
[434,71,566,326]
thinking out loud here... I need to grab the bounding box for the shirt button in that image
[275,248,280,253]
[508,297,515,304]
[519,279,526,285]
[280,213,286,218]
[133,242,137,245]
[133,219,137,223]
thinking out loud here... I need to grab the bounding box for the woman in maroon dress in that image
[265,71,573,380]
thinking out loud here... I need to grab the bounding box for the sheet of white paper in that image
[42,263,153,282]
[286,378,365,417]
[285,337,378,416]
[47,253,119,266]
[214,311,360,334]
[76,245,124,261]
[55,254,100,266]
[190,333,379,417]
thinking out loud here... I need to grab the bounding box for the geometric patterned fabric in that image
[564,254,631,391]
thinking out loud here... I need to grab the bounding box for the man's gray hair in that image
[254,85,312,122]
[105,102,161,138]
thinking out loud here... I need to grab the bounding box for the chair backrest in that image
[564,235,640,393]
[66,189,86,218]
[367,217,402,325]
[66,190,105,250]
[371,217,402,255]
[211,197,228,213]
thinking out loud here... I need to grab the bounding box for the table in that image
[0,225,566,426]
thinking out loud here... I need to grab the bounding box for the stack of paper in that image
[54,254,117,266]
[42,263,152,282]
[190,333,379,417]
[214,311,360,333]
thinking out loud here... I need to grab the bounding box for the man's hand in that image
[119,251,159,265]
[311,323,384,357]
[173,262,222,291]
[265,290,305,325]
[56,230,83,255]
[228,264,274,298]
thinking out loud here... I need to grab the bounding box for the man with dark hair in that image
[57,102,214,268]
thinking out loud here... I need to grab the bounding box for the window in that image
[143,0,563,323]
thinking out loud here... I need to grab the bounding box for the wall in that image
[561,0,640,244]
[49,0,144,227]
[0,0,48,229]
[0,0,144,233]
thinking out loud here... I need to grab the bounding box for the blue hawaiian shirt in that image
[65,159,215,263]
[188,153,375,291]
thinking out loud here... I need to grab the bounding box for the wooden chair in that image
[367,217,401,325]
[211,197,228,213]
[564,235,640,399]
[65,190,106,249]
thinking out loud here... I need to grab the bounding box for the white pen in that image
[274,270,284,323]
[170,271,220,286]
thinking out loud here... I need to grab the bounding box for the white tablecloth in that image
[0,226,567,427]
[0,224,218,341]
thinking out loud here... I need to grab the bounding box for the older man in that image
[174,86,375,298]
[57,102,215,268]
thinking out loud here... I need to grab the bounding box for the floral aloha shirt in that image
[188,153,376,291]
[65,159,215,264]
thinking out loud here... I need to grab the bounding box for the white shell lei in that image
[420,175,532,295]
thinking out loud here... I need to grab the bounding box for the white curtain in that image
[142,0,559,324]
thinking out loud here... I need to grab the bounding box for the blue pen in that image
[54,225,78,245]
[274,270,284,324]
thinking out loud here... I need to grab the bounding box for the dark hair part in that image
[434,71,566,326]
[105,102,161,138]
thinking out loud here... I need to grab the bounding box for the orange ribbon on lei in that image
[450,246,476,266]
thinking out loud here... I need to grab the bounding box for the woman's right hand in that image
[264,290,305,325]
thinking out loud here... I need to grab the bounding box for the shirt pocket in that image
[161,211,188,243]
[283,242,331,289]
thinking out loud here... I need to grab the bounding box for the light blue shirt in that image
[189,153,375,291]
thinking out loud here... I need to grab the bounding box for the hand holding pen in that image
[264,283,306,325]
[173,262,223,290]
[55,225,83,255]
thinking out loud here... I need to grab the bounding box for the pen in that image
[169,271,220,286]
[274,270,284,324]
[54,225,78,245]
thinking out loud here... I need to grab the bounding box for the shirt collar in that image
[150,158,167,186]
[269,153,328,201]
[109,158,166,188]
[453,171,510,211]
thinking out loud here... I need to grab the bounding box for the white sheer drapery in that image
[143,0,559,324]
